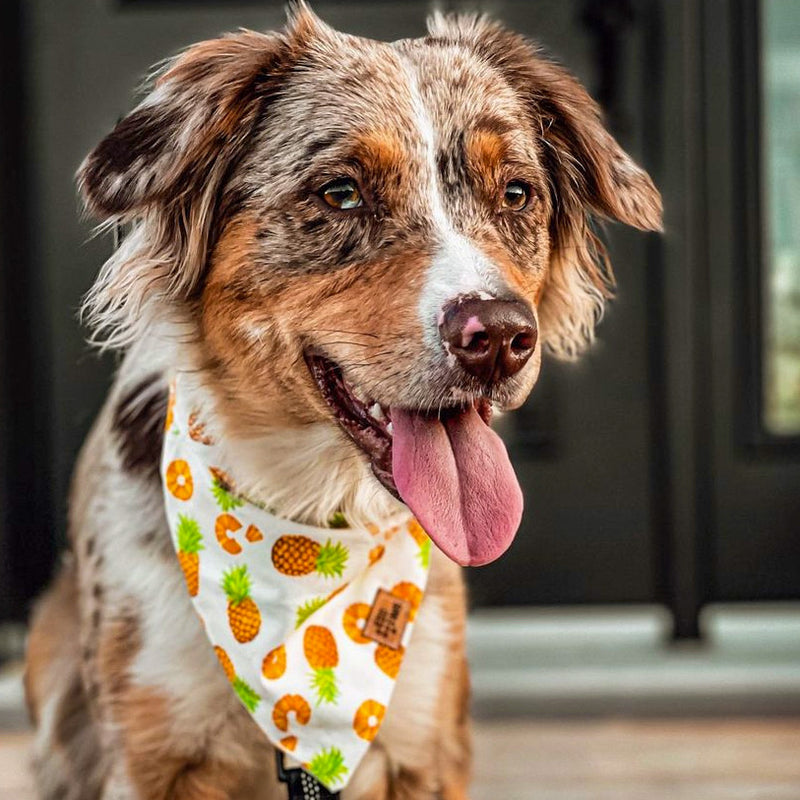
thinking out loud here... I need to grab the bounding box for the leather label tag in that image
[363,588,411,650]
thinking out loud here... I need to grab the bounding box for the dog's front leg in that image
[99,721,280,800]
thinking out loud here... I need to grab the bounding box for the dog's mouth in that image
[305,351,524,566]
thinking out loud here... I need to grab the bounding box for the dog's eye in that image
[502,181,530,211]
[320,179,363,210]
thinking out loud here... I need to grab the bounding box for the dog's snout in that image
[439,296,537,383]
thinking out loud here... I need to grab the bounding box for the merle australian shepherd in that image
[25,5,661,799]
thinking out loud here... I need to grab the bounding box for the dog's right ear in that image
[78,2,333,219]
[78,5,333,350]
[79,30,292,219]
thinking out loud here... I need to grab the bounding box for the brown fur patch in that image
[96,607,142,700]
[25,559,80,726]
[112,374,168,478]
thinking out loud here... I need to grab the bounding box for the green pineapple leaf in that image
[211,477,244,512]
[232,676,261,712]
[309,667,339,706]
[328,511,349,528]
[176,514,204,554]
[308,747,348,787]
[315,539,348,579]
[221,565,251,605]
[418,538,431,570]
[295,596,327,629]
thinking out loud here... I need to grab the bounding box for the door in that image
[3,0,798,632]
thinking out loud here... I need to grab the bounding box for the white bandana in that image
[160,376,430,791]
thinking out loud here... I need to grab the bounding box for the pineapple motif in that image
[262,644,287,680]
[214,645,235,683]
[295,596,327,629]
[188,411,214,445]
[303,625,339,705]
[407,519,431,569]
[342,603,371,645]
[308,747,348,788]
[165,459,193,501]
[375,644,404,680]
[328,511,348,528]
[390,581,423,622]
[271,536,348,579]
[232,676,261,712]
[280,736,298,752]
[209,467,244,512]
[272,694,311,732]
[214,645,260,712]
[245,524,263,543]
[215,514,243,555]
[353,699,386,741]
[221,565,261,642]
[175,514,203,596]
[368,545,385,565]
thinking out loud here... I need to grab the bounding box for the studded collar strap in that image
[161,374,431,792]
[277,751,340,799]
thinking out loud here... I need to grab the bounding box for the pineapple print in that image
[353,699,385,741]
[244,524,263,543]
[408,519,431,569]
[215,514,243,555]
[390,581,423,622]
[308,747,348,788]
[295,596,327,629]
[375,644,404,680]
[280,736,298,752]
[188,411,214,445]
[368,545,385,565]
[272,694,311,732]
[176,514,203,597]
[262,644,287,680]
[210,467,243,512]
[221,565,261,643]
[214,646,260,712]
[343,603,371,645]
[328,511,349,528]
[271,536,348,579]
[232,676,261,712]
[303,625,340,705]
[214,645,235,683]
[165,459,193,501]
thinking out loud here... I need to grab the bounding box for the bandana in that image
[161,376,431,791]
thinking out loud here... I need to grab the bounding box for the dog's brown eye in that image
[502,181,530,211]
[320,179,363,210]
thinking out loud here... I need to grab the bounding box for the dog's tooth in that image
[386,422,393,436]
[369,403,385,421]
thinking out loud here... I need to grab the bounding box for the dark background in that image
[1,0,798,639]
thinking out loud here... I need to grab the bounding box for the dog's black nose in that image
[439,296,537,383]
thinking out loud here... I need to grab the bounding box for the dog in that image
[24,5,661,798]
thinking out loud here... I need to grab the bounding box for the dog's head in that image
[79,5,661,566]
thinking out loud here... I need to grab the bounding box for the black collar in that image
[276,751,341,800]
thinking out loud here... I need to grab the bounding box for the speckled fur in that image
[26,5,660,798]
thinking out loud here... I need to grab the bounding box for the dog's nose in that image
[439,296,537,383]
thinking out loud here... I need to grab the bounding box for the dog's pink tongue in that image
[391,406,523,566]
